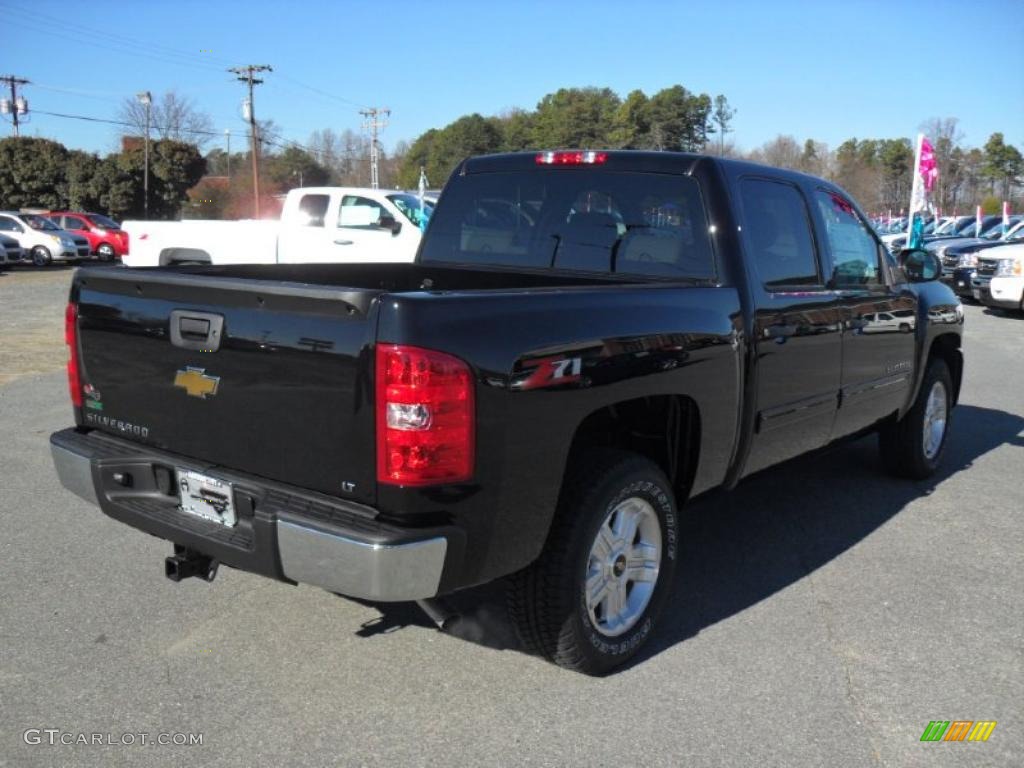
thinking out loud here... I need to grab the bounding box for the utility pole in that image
[0,75,30,136]
[136,91,152,219]
[229,64,272,217]
[225,129,231,178]
[360,107,390,189]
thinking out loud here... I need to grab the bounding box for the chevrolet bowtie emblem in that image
[174,367,220,399]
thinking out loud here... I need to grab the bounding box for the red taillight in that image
[65,302,83,407]
[375,344,474,486]
[535,150,608,166]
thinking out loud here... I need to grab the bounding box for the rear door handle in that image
[333,239,354,245]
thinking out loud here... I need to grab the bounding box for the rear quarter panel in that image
[378,284,743,585]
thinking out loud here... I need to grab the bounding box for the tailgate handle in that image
[170,310,224,352]
[179,317,210,338]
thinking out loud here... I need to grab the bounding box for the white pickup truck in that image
[122,187,433,267]
[974,242,1024,314]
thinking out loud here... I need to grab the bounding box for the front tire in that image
[97,244,115,261]
[509,450,679,675]
[879,358,952,479]
[31,246,52,267]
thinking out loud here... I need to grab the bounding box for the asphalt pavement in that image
[1,271,1021,767]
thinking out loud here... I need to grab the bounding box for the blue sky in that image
[3,0,1022,157]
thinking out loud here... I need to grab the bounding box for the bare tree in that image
[118,90,215,149]
[304,128,371,185]
[749,135,803,170]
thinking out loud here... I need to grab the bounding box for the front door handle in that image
[333,239,354,245]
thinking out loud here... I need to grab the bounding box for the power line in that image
[29,108,366,164]
[0,5,229,76]
[32,108,220,138]
[31,83,124,105]
[0,2,236,66]
[3,5,369,115]
[272,73,368,110]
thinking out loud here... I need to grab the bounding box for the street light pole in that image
[137,91,152,219]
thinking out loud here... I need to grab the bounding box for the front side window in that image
[338,195,386,229]
[739,178,820,289]
[23,215,59,231]
[956,218,985,235]
[88,214,120,229]
[814,189,884,288]
[420,170,715,279]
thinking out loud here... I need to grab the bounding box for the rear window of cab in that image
[420,170,716,281]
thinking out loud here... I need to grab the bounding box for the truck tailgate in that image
[72,268,381,504]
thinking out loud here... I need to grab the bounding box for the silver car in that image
[0,211,79,266]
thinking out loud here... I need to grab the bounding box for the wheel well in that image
[929,333,963,404]
[158,248,211,266]
[565,395,700,502]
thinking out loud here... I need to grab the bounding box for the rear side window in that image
[739,179,820,289]
[296,194,330,227]
[420,171,715,279]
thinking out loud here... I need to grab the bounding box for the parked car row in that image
[0,210,127,267]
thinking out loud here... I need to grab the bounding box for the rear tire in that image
[879,358,952,479]
[31,246,52,267]
[508,450,679,675]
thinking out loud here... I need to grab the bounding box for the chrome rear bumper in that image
[50,429,450,601]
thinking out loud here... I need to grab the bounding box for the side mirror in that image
[900,248,941,282]
[378,214,402,235]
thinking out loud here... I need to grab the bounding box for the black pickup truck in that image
[51,151,964,674]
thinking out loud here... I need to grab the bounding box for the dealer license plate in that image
[972,289,982,301]
[176,470,237,527]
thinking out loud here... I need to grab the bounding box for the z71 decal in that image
[513,355,583,390]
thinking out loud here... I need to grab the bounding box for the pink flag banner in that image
[919,137,939,191]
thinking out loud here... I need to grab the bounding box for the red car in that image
[45,212,129,260]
